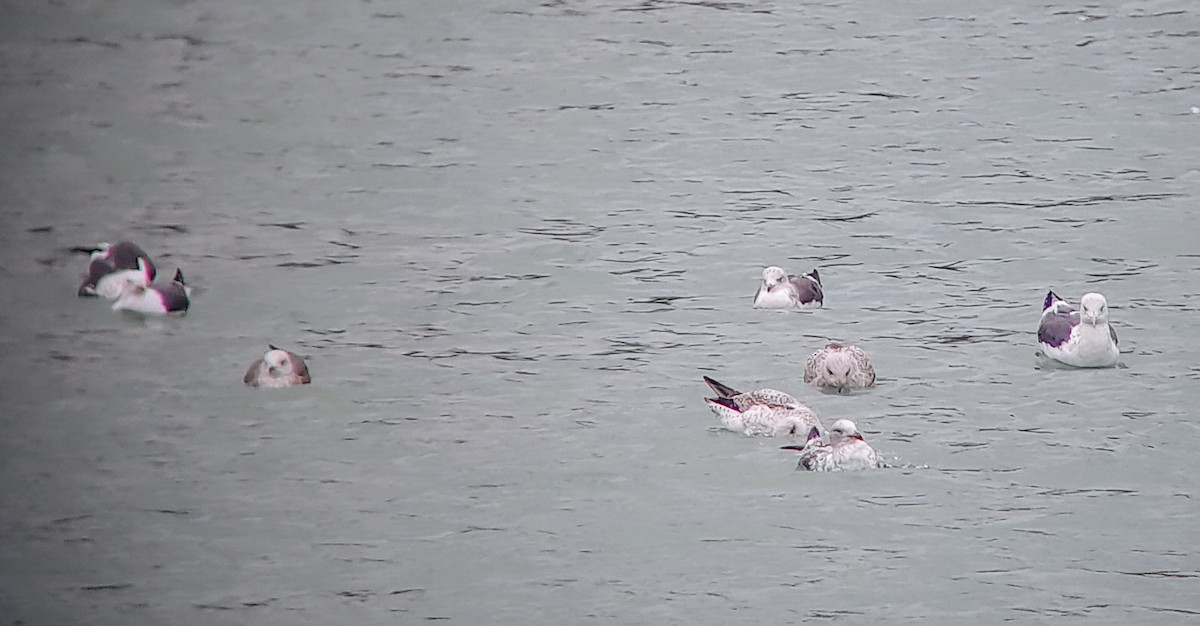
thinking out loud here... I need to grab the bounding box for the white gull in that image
[113,268,191,315]
[782,419,879,471]
[77,241,156,299]
[1037,290,1119,368]
[753,266,823,309]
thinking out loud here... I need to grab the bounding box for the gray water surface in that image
[1,0,1198,623]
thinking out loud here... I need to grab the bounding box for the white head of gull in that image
[1037,290,1119,368]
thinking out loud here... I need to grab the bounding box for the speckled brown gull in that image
[803,343,876,393]
[702,376,821,437]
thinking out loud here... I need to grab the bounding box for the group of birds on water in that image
[76,240,312,389]
[703,265,1123,472]
[77,240,190,313]
[75,245,1123,461]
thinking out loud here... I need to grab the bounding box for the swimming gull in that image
[702,376,821,437]
[77,241,156,299]
[782,419,879,471]
[1037,290,1119,368]
[803,342,876,393]
[244,345,312,388]
[753,266,823,309]
[112,268,191,315]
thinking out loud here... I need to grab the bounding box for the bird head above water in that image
[823,350,856,393]
[1079,292,1109,327]
[761,266,787,289]
[264,347,299,378]
[829,419,864,444]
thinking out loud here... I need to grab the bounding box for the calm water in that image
[1,0,1198,623]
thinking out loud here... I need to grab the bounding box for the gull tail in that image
[1043,289,1061,311]
[702,376,741,398]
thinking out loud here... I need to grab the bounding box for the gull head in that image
[761,266,787,288]
[823,350,856,393]
[1080,292,1109,327]
[264,348,297,378]
[829,419,863,443]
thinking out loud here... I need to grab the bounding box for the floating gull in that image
[702,376,821,437]
[782,419,879,471]
[1037,290,1119,368]
[244,345,312,388]
[803,342,876,393]
[753,266,823,309]
[77,241,156,299]
[112,268,191,315]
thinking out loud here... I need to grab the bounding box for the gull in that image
[1037,290,1119,368]
[753,266,823,309]
[804,343,876,393]
[701,376,821,437]
[77,241,156,299]
[782,419,879,471]
[244,345,312,388]
[112,268,191,315]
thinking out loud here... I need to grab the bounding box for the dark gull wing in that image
[1043,290,1062,312]
[157,283,190,312]
[1038,310,1079,348]
[702,376,741,399]
[243,358,263,386]
[109,241,155,279]
[787,275,823,305]
[1109,324,1118,345]
[288,351,312,383]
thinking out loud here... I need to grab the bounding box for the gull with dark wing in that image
[753,266,823,309]
[77,241,157,299]
[701,376,821,437]
[245,345,312,388]
[112,268,191,315]
[1037,290,1119,368]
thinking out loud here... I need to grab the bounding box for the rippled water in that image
[1,0,1198,623]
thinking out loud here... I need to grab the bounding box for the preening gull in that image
[803,343,876,393]
[244,345,312,388]
[77,241,156,299]
[753,266,823,309]
[112,268,191,315]
[1037,290,1119,368]
[782,419,879,472]
[702,376,821,437]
